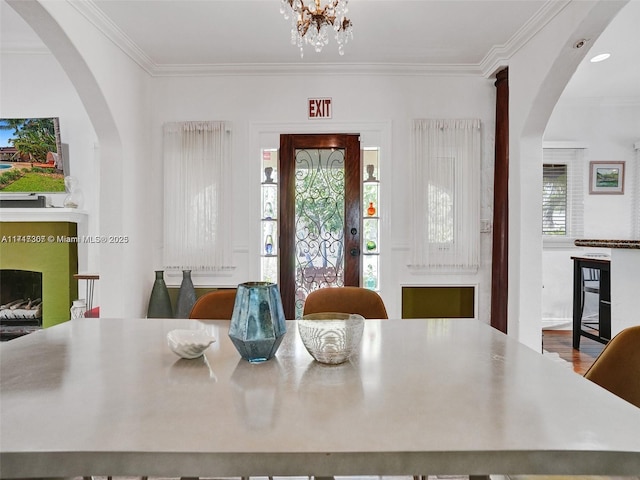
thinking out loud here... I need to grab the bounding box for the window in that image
[542,164,567,235]
[362,147,381,290]
[542,148,584,241]
[260,148,278,283]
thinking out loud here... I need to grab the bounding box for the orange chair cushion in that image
[303,286,388,319]
[189,289,237,320]
[584,325,640,408]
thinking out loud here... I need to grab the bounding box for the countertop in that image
[574,239,640,249]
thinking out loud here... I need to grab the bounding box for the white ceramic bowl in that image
[298,313,365,365]
[167,329,216,359]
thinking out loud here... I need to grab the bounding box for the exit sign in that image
[308,98,332,119]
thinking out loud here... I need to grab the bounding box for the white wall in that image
[150,74,496,320]
[541,102,640,328]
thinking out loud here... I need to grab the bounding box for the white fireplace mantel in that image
[0,208,88,224]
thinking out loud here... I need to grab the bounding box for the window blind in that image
[542,148,584,239]
[542,164,567,235]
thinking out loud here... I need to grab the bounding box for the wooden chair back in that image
[303,286,388,319]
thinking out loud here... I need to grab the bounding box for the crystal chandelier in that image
[280,0,353,58]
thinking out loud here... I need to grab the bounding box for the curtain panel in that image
[163,121,233,271]
[633,143,640,239]
[410,119,481,272]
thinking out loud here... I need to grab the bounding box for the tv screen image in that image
[0,118,66,193]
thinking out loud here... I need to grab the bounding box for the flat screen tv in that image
[0,117,66,193]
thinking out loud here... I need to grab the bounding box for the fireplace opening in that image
[0,269,43,341]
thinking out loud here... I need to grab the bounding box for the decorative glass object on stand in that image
[364,263,377,289]
[264,201,274,219]
[367,202,376,216]
[174,270,197,318]
[147,270,173,318]
[229,282,286,363]
[264,234,274,255]
[365,163,377,181]
[264,166,274,183]
[63,176,84,209]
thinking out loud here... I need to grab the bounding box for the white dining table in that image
[1,317,639,479]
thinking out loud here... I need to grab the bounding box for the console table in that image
[571,255,611,349]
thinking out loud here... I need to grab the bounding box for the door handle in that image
[350,247,360,257]
[350,227,357,235]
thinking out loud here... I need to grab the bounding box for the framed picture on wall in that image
[589,161,625,194]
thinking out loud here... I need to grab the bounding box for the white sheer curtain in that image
[410,119,481,271]
[163,121,232,271]
[633,142,640,238]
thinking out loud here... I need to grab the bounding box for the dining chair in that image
[584,324,640,408]
[303,286,388,319]
[189,289,237,320]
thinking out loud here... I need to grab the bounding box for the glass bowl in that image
[298,312,365,364]
[167,329,216,359]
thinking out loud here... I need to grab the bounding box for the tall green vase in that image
[175,270,196,318]
[147,270,173,318]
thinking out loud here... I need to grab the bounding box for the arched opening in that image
[509,0,629,350]
[5,0,130,318]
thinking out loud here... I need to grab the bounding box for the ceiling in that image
[1,0,639,101]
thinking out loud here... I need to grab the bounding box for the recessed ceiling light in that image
[590,53,611,63]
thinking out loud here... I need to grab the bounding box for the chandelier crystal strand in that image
[281,0,352,58]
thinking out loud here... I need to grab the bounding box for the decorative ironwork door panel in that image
[279,134,361,319]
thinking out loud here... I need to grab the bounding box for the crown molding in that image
[479,0,571,77]
[151,62,483,77]
[0,0,582,80]
[69,0,156,74]
[65,0,568,78]
[69,0,485,77]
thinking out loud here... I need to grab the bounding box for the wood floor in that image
[542,329,605,375]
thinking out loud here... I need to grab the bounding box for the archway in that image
[6,0,131,318]
[507,0,628,350]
